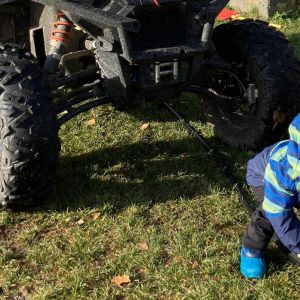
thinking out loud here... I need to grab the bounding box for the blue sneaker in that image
[240,246,267,279]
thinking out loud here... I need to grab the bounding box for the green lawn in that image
[1,12,300,300]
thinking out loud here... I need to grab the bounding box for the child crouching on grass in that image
[241,113,300,279]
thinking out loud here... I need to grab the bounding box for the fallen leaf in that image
[86,118,96,126]
[140,123,150,130]
[181,278,188,284]
[273,110,286,124]
[269,22,283,30]
[115,295,128,300]
[179,153,188,159]
[19,286,29,297]
[77,219,85,225]
[191,261,199,269]
[28,261,38,270]
[92,212,101,220]
[136,242,149,251]
[40,227,65,239]
[111,275,131,287]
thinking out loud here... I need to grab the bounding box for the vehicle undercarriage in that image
[0,0,299,209]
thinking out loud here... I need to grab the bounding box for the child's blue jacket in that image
[246,114,300,254]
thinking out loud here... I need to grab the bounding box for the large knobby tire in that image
[204,20,300,149]
[0,44,60,210]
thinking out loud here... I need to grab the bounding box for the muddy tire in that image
[0,44,60,210]
[205,20,300,149]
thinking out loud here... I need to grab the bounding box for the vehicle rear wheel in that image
[0,44,60,210]
[202,20,300,149]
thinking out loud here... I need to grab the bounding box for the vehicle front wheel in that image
[0,44,60,210]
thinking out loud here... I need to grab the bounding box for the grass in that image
[1,11,300,300]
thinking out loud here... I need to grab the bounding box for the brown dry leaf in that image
[91,110,97,119]
[77,219,85,225]
[28,260,38,270]
[43,227,65,238]
[136,242,149,251]
[115,296,129,300]
[86,118,96,126]
[191,261,199,269]
[273,110,286,124]
[92,212,101,221]
[111,275,131,287]
[140,123,150,130]
[181,278,188,284]
[19,285,30,297]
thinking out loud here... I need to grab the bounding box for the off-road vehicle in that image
[0,0,299,209]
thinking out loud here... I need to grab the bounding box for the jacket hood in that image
[286,114,300,180]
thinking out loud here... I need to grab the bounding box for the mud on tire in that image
[205,20,300,149]
[0,44,60,210]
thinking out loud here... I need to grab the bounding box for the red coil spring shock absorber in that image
[152,0,160,7]
[44,12,73,74]
[50,12,73,45]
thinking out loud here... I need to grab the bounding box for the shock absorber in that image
[44,11,73,74]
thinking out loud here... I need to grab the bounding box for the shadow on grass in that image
[37,133,296,275]
[41,137,245,212]
[266,245,295,276]
[120,93,207,123]
[288,33,300,59]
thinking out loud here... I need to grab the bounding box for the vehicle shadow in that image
[121,92,208,123]
[41,137,249,212]
[287,33,300,59]
[38,131,297,275]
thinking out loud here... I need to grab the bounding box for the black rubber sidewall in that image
[205,20,300,149]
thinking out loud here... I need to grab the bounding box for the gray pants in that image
[242,186,274,251]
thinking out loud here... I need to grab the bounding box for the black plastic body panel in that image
[0,0,231,101]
